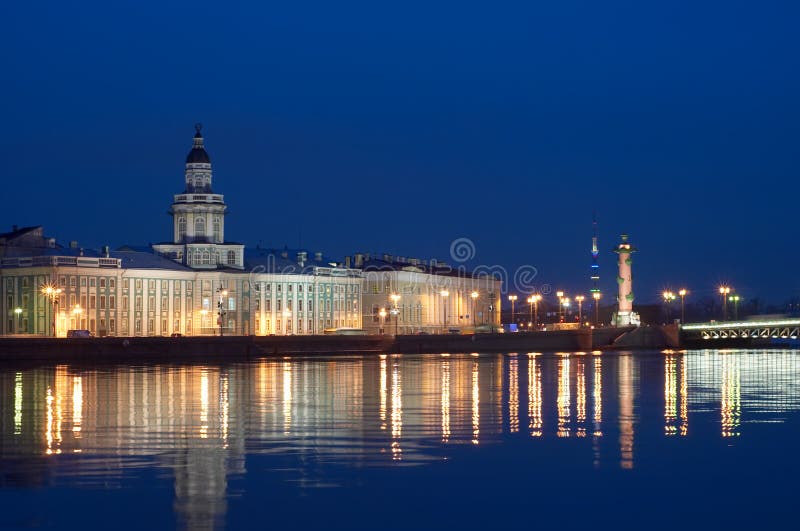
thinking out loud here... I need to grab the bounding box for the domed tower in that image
[153,125,244,269]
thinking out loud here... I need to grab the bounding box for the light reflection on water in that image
[2,349,800,528]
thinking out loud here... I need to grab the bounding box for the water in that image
[1,349,799,530]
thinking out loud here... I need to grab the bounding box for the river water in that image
[1,349,798,530]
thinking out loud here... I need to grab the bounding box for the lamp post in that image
[662,291,676,322]
[200,309,209,334]
[556,291,564,321]
[390,293,400,335]
[217,288,228,336]
[575,295,585,326]
[678,289,688,323]
[719,286,731,321]
[470,291,479,328]
[378,308,387,335]
[72,305,83,331]
[440,290,449,332]
[14,307,22,334]
[729,294,741,321]
[562,298,571,322]
[592,292,601,327]
[526,295,535,330]
[508,294,518,328]
[283,308,291,335]
[40,284,62,337]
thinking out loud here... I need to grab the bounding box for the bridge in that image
[682,318,800,341]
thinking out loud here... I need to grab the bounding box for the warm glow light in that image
[508,294,517,302]
[471,291,479,300]
[440,290,449,297]
[679,289,687,297]
[592,292,601,300]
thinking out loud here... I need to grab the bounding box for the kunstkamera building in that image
[0,127,500,337]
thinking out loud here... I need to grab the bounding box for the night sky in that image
[2,1,799,303]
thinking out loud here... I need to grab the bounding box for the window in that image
[109,279,116,289]
[110,295,116,309]
[122,295,128,309]
[109,319,115,333]
[178,218,187,240]
[288,285,293,293]
[81,277,87,287]
[100,296,106,309]
[162,296,168,309]
[195,217,205,237]
[90,278,96,287]
[135,296,142,311]
[201,251,211,265]
[265,300,271,311]
[227,250,235,264]
[276,300,281,311]
[308,300,313,311]
[100,278,106,288]
[70,277,76,288]
[148,296,154,310]
[135,279,142,291]
[227,298,235,311]
[149,280,155,290]
[298,285,303,293]
[70,294,76,307]
[214,217,221,242]
[148,318,154,335]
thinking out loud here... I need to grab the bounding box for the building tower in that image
[153,125,244,269]
[612,234,640,327]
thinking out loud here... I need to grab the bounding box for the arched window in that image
[213,217,221,243]
[227,250,236,265]
[194,217,205,238]
[178,218,186,241]
[201,251,211,265]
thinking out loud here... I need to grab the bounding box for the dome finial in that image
[194,122,203,137]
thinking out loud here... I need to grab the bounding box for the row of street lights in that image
[507,291,600,328]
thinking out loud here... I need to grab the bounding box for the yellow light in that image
[471,291,479,299]
[575,295,585,302]
[592,292,601,300]
[390,293,401,303]
[556,291,564,298]
[379,308,387,318]
[679,289,687,297]
[440,290,449,297]
[508,294,517,302]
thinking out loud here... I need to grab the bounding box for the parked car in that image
[66,329,93,338]
[170,332,183,338]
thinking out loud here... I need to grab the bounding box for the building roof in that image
[186,124,211,164]
[111,250,193,271]
[243,247,339,275]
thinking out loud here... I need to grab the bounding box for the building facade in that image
[0,127,501,337]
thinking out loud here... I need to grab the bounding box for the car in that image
[66,329,93,338]
[170,332,183,338]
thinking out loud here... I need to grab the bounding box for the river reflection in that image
[2,349,800,528]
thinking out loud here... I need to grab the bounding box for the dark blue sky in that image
[2,1,799,303]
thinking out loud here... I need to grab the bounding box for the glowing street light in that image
[592,292,602,326]
[662,291,676,322]
[527,294,541,329]
[719,286,731,321]
[575,295,585,326]
[378,307,387,335]
[556,291,565,321]
[14,307,22,334]
[390,293,401,335]
[217,288,229,336]
[508,294,518,327]
[678,289,688,323]
[470,291,479,327]
[728,294,741,320]
[562,298,571,321]
[40,284,62,337]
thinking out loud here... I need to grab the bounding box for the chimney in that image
[345,256,351,268]
[314,251,323,262]
[354,253,364,267]
[70,240,78,249]
[297,251,307,266]
[103,245,110,258]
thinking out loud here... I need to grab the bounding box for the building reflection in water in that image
[3,350,800,524]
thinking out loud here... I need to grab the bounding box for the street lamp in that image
[719,286,731,321]
[390,293,401,335]
[470,291,479,328]
[508,294,518,328]
[592,292,601,326]
[556,291,564,321]
[14,307,22,334]
[729,294,741,320]
[575,295,585,326]
[662,291,676,322]
[526,295,541,330]
[217,288,228,336]
[378,308,387,335]
[440,290,450,331]
[678,289,688,323]
[72,305,83,330]
[562,298,571,322]
[40,284,62,337]
[283,308,292,335]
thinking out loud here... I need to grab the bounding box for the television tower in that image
[590,214,600,294]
